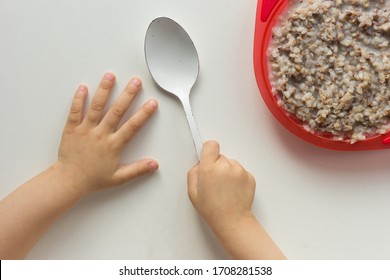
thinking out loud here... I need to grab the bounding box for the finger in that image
[200,140,220,166]
[115,99,158,145]
[84,72,116,126]
[100,77,142,131]
[65,85,88,129]
[187,165,199,205]
[112,159,159,185]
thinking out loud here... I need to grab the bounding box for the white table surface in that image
[1,0,390,260]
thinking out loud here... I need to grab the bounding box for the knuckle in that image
[67,106,81,125]
[230,159,246,175]
[91,127,105,140]
[91,101,104,112]
[67,115,78,125]
[127,119,141,133]
[219,162,231,175]
[207,160,228,176]
[70,104,81,115]
[124,84,138,96]
[199,162,213,173]
[68,112,80,123]
[234,165,246,177]
[100,80,112,91]
[136,165,146,177]
[109,135,123,150]
[111,104,126,118]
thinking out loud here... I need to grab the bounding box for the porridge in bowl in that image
[269,0,390,143]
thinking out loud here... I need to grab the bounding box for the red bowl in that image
[253,0,390,150]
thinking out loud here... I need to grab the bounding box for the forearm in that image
[0,163,84,259]
[214,214,286,260]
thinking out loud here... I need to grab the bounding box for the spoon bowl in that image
[145,17,202,159]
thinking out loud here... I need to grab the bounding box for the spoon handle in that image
[181,97,202,160]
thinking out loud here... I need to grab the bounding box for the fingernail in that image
[130,78,142,88]
[78,85,87,93]
[149,162,158,173]
[104,73,115,82]
[149,99,158,109]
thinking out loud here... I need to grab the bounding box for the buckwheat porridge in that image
[269,0,390,143]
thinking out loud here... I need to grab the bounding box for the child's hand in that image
[188,141,286,259]
[187,141,256,235]
[56,73,159,196]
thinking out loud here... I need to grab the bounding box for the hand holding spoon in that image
[145,17,202,159]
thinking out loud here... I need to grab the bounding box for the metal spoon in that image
[145,17,202,159]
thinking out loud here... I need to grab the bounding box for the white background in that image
[0,0,389,259]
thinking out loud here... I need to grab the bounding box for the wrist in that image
[48,162,90,200]
[209,211,257,241]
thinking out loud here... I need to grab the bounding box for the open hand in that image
[56,73,159,196]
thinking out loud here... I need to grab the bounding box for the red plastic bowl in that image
[253,0,390,150]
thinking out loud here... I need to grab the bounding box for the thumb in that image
[113,159,159,185]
